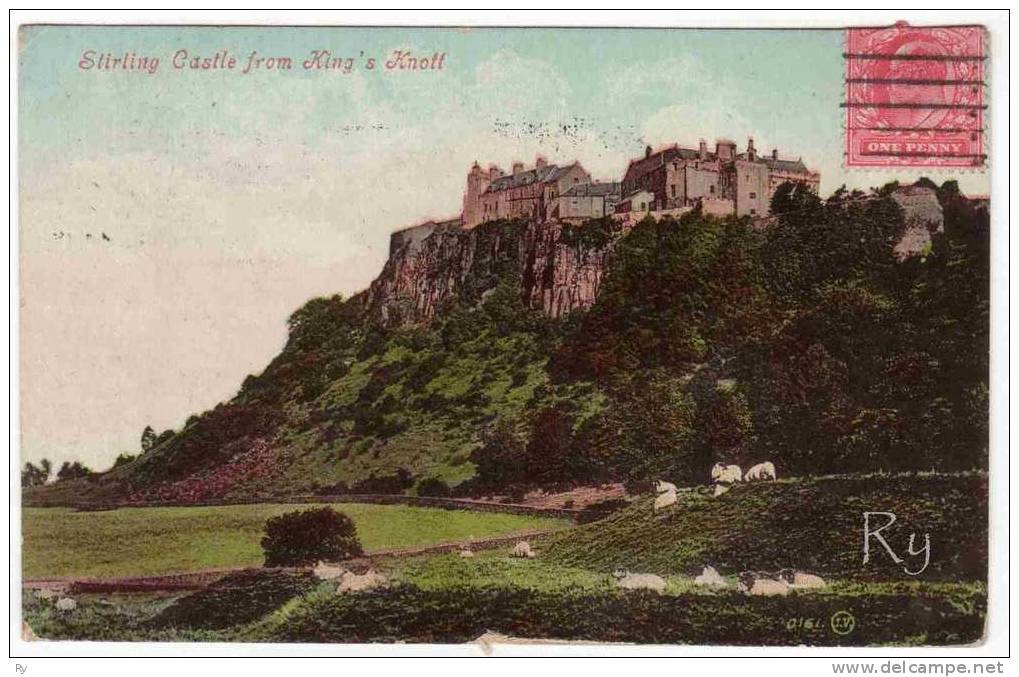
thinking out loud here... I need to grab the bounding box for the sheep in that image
[458,548,475,559]
[336,569,387,594]
[712,483,730,497]
[313,561,348,581]
[35,588,56,600]
[654,480,677,494]
[710,463,742,484]
[777,568,827,589]
[744,461,777,482]
[510,541,535,558]
[693,565,727,588]
[653,488,677,513]
[55,597,77,611]
[613,570,667,594]
[737,571,790,596]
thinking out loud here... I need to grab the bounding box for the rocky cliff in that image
[364,218,618,326]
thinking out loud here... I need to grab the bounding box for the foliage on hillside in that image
[23,181,989,503]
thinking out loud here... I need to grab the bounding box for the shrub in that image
[261,507,363,567]
[416,477,451,497]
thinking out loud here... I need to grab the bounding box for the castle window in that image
[670,185,676,198]
[709,185,715,194]
[749,192,757,199]
[750,209,757,215]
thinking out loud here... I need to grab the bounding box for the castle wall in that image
[734,160,771,217]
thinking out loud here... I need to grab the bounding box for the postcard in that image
[17,20,995,651]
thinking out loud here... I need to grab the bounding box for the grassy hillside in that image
[542,473,987,582]
[23,182,989,505]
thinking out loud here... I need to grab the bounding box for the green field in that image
[22,503,568,579]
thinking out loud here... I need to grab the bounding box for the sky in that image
[18,25,990,472]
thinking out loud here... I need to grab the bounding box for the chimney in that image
[747,137,756,160]
[535,155,547,169]
[699,138,708,160]
[645,145,653,159]
[512,161,524,174]
[772,148,778,161]
[488,164,501,180]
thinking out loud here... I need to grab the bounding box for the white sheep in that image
[613,570,667,594]
[336,569,387,594]
[778,568,827,589]
[510,541,535,558]
[744,461,776,482]
[712,483,730,498]
[458,549,475,559]
[693,565,727,588]
[35,588,56,600]
[737,572,790,597]
[313,561,348,581]
[654,480,677,494]
[711,463,742,484]
[653,488,677,513]
[55,597,77,611]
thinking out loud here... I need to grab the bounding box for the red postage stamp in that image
[845,24,986,168]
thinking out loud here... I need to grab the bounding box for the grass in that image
[542,473,988,582]
[23,555,986,645]
[22,503,569,579]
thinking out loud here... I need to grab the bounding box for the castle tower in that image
[462,161,493,228]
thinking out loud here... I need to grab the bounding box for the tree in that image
[21,459,50,487]
[56,460,93,482]
[112,452,137,469]
[261,507,363,567]
[140,425,157,452]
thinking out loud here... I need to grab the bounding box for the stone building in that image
[557,182,622,221]
[461,156,591,229]
[614,189,654,217]
[620,138,820,218]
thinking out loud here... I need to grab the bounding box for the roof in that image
[562,182,621,198]
[761,157,811,174]
[621,189,653,201]
[484,163,582,193]
[624,146,715,183]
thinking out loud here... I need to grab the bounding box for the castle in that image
[461,137,821,228]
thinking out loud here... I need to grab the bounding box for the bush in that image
[416,477,451,497]
[261,507,363,567]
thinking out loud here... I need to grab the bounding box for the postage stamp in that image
[844,23,986,168]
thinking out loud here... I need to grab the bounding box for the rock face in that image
[364,218,617,326]
[892,185,944,261]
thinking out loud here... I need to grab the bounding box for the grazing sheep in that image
[510,541,535,558]
[458,548,475,559]
[744,461,777,482]
[336,569,387,594]
[712,483,730,498]
[35,588,56,600]
[313,561,348,581]
[737,571,790,597]
[654,480,677,494]
[777,568,827,589]
[693,565,727,588]
[613,570,667,594]
[653,488,677,513]
[55,597,77,611]
[710,463,742,484]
